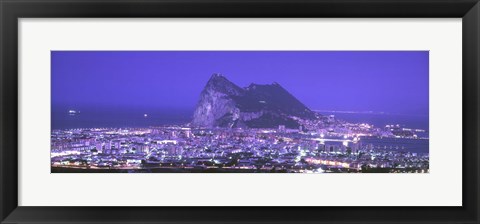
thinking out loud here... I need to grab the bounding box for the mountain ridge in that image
[192,74,316,128]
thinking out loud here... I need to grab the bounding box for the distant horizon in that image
[51,104,429,131]
[53,105,428,117]
[52,72,428,116]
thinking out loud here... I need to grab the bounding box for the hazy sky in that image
[52,51,428,115]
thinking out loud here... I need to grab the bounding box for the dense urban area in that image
[51,114,429,173]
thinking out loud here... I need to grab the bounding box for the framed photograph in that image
[1,0,479,223]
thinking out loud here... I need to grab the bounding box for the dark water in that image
[52,109,429,132]
[51,107,193,130]
[359,137,429,154]
[326,112,429,130]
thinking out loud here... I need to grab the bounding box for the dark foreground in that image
[52,167,288,173]
[51,167,426,173]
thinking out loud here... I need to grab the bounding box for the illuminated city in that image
[51,51,429,173]
[51,118,429,173]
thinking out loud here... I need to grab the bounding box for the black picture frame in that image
[1,0,479,223]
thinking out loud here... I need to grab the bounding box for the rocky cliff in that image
[192,74,316,128]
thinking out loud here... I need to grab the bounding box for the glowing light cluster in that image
[305,158,350,168]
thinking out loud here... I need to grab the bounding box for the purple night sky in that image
[51,51,428,115]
